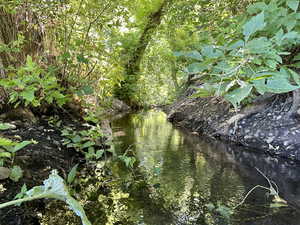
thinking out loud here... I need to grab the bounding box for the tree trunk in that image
[114,0,171,108]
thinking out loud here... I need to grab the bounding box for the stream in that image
[111,110,300,225]
[43,110,300,225]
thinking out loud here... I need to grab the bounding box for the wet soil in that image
[0,118,82,225]
[167,87,300,161]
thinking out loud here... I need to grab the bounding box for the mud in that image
[167,87,300,161]
[0,117,82,225]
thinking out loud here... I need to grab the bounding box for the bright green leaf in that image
[187,63,207,73]
[20,89,35,103]
[243,12,265,41]
[287,0,299,12]
[224,84,253,108]
[67,164,78,184]
[12,141,32,153]
[185,50,203,61]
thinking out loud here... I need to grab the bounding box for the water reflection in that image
[41,110,300,225]
[112,110,300,225]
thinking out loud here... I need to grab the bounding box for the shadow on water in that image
[41,110,300,225]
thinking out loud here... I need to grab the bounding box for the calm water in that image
[43,110,300,225]
[110,110,300,225]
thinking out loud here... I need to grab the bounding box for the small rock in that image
[0,167,10,180]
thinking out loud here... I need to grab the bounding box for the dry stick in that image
[83,61,97,79]
[233,185,272,210]
[233,167,279,210]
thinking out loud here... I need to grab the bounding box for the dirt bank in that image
[167,87,300,161]
[0,118,82,225]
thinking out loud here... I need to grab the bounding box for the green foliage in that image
[0,123,16,130]
[67,164,79,184]
[0,170,92,225]
[118,147,136,168]
[118,154,136,168]
[0,132,35,181]
[206,202,233,222]
[177,0,300,108]
[0,136,33,166]
[9,165,23,182]
[61,125,108,161]
[0,56,69,108]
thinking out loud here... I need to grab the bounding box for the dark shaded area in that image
[0,119,81,225]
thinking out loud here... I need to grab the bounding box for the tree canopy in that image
[0,0,299,109]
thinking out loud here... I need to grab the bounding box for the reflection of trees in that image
[126,170,175,225]
[112,111,300,225]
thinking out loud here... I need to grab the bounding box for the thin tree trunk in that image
[114,0,171,107]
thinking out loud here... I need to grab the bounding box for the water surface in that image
[42,110,300,225]
[110,110,300,225]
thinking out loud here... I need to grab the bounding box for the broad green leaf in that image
[274,29,284,45]
[284,19,297,32]
[227,40,244,50]
[293,53,300,61]
[201,45,223,58]
[9,165,23,182]
[224,84,253,108]
[0,123,16,130]
[0,137,15,146]
[20,89,35,103]
[288,69,300,85]
[15,184,27,200]
[67,164,78,184]
[187,62,207,73]
[205,203,215,211]
[283,31,299,40]
[243,12,265,41]
[265,60,278,69]
[24,170,92,225]
[265,78,298,93]
[190,85,216,98]
[287,0,299,12]
[185,50,203,61]
[71,135,82,143]
[12,141,32,153]
[81,141,95,149]
[247,2,267,14]
[96,150,104,159]
[0,152,12,158]
[25,55,36,72]
[246,37,271,53]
